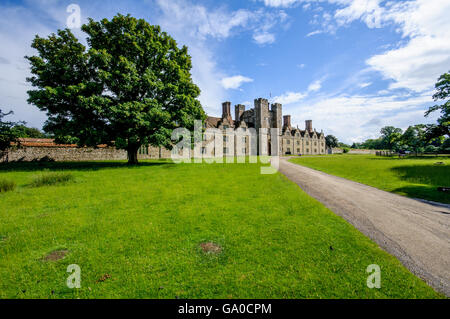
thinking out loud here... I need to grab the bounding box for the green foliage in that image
[338,142,350,148]
[425,71,450,139]
[380,126,403,151]
[26,14,206,164]
[0,109,22,156]
[11,125,48,138]
[31,172,74,188]
[325,135,339,148]
[441,138,450,153]
[352,138,385,150]
[0,179,16,193]
[0,161,442,298]
[424,145,438,153]
[400,125,427,154]
[290,155,450,204]
[342,147,350,154]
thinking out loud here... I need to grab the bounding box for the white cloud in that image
[156,0,254,40]
[306,30,322,37]
[273,92,307,105]
[334,0,385,28]
[0,5,52,127]
[359,82,372,88]
[308,80,322,92]
[263,0,300,8]
[220,75,254,90]
[286,92,436,143]
[365,0,450,92]
[271,0,450,93]
[302,0,450,93]
[253,32,276,44]
[155,0,288,112]
[273,78,323,105]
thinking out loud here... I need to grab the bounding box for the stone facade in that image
[205,98,326,156]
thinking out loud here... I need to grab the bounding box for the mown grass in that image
[0,179,16,193]
[0,160,443,299]
[290,155,450,204]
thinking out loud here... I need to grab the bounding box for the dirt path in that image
[279,157,450,296]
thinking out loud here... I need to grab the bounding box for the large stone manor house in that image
[205,98,326,156]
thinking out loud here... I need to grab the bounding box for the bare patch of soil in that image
[44,250,68,262]
[200,242,222,254]
[96,274,112,283]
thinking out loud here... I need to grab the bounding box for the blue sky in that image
[1,0,449,143]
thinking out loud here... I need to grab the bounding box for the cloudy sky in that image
[1,0,449,143]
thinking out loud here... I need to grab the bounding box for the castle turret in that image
[254,98,270,130]
[271,103,282,129]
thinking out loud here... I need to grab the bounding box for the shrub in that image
[425,145,438,154]
[342,147,350,154]
[31,172,74,188]
[0,179,16,193]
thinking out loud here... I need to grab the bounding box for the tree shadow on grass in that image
[390,165,450,204]
[369,155,450,161]
[0,160,174,172]
[391,185,450,205]
[391,165,450,185]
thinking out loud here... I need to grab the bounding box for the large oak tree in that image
[27,14,205,164]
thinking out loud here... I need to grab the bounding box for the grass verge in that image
[289,155,450,204]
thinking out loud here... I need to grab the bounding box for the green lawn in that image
[290,155,450,204]
[0,160,442,299]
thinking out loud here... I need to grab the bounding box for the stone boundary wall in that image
[348,149,379,155]
[330,148,379,155]
[1,142,172,163]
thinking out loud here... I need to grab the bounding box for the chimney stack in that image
[283,115,291,129]
[235,104,245,122]
[305,120,313,133]
[222,102,231,119]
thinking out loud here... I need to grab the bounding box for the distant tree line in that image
[326,71,450,155]
[0,109,50,161]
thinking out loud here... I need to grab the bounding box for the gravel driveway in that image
[279,157,450,296]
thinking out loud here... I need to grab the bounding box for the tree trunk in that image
[127,146,139,165]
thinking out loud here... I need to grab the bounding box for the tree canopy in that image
[11,125,48,138]
[325,135,339,148]
[26,14,206,164]
[0,109,21,160]
[380,126,403,151]
[425,71,450,140]
[400,125,427,155]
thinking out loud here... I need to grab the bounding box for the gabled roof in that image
[206,117,221,128]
